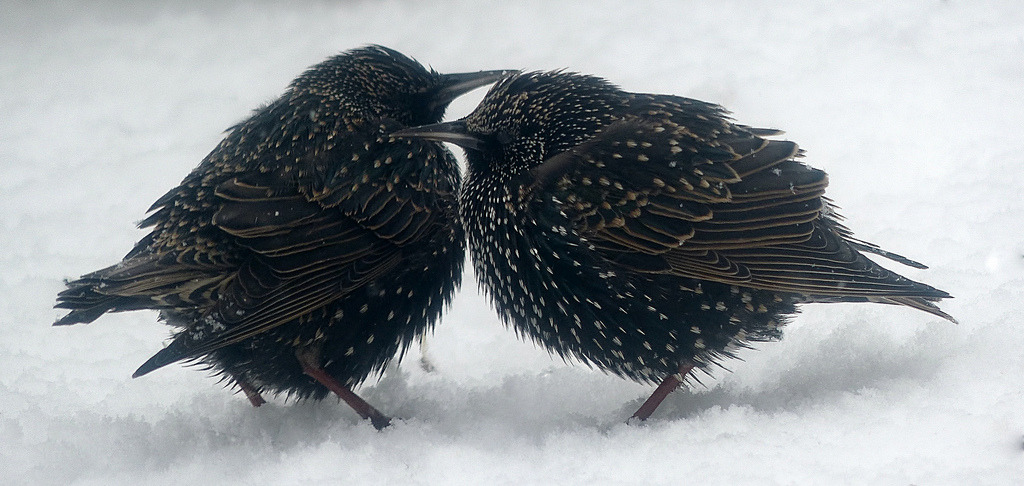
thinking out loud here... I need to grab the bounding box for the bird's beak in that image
[433,69,517,107]
[392,121,487,152]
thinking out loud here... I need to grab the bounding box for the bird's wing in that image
[528,116,804,261]
[530,116,952,312]
[133,121,462,374]
[132,173,405,374]
[295,120,460,246]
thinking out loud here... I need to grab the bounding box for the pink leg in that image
[297,354,392,430]
[631,361,696,421]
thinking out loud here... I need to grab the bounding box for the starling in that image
[54,45,509,429]
[394,71,955,421]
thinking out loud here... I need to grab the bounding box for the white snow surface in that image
[3,1,1023,484]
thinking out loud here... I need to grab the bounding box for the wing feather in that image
[527,112,950,320]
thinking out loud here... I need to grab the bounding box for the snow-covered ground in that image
[2,1,1022,484]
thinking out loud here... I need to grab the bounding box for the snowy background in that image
[2,1,1023,484]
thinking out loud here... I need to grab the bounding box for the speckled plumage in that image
[55,45,508,428]
[395,71,954,420]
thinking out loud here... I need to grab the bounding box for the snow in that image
[2,1,1023,484]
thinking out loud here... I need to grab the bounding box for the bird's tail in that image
[54,253,227,326]
[54,276,156,325]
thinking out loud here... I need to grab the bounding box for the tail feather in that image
[54,278,161,325]
[55,249,231,326]
[55,304,116,326]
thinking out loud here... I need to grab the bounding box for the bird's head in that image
[295,45,512,126]
[392,71,623,175]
